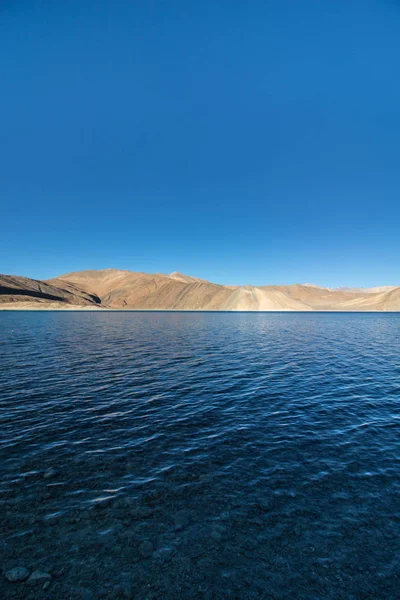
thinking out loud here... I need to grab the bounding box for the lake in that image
[1,312,399,599]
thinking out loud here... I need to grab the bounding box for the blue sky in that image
[1,0,400,287]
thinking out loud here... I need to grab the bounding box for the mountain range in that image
[1,269,399,311]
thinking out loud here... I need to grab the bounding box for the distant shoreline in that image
[1,305,399,314]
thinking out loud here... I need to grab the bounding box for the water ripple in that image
[0,312,399,599]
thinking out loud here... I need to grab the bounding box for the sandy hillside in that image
[1,269,399,311]
[0,274,101,308]
[51,270,236,310]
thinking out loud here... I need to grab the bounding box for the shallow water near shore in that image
[1,312,399,599]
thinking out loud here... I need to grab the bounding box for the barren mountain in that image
[0,269,399,311]
[336,286,397,294]
[0,274,101,308]
[50,269,236,310]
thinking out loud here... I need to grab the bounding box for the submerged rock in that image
[174,510,190,530]
[210,530,222,542]
[68,586,94,600]
[130,506,154,520]
[256,497,275,512]
[138,540,153,558]
[5,567,30,582]
[27,570,52,584]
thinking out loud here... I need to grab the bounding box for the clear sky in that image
[1,0,400,287]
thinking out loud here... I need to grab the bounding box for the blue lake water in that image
[1,312,399,599]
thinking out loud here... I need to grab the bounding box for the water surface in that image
[1,312,399,599]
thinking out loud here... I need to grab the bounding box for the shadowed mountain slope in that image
[0,274,101,307]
